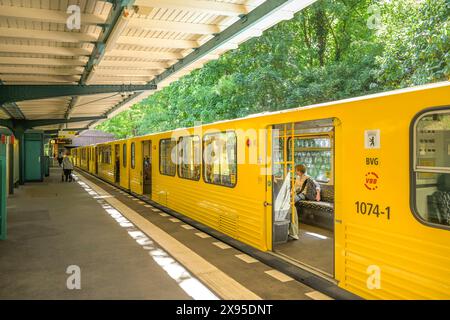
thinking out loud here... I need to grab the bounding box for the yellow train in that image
[73,82,450,300]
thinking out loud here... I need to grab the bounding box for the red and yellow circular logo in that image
[364,172,379,190]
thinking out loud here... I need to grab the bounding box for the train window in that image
[287,136,332,183]
[101,146,111,164]
[177,136,201,181]
[413,109,450,229]
[123,144,127,168]
[159,139,176,176]
[203,131,237,187]
[131,142,135,169]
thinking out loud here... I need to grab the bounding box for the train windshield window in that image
[123,144,127,168]
[203,131,237,187]
[159,139,176,176]
[131,142,135,169]
[413,109,450,228]
[177,136,201,181]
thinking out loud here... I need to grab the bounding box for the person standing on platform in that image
[57,151,63,167]
[62,153,74,182]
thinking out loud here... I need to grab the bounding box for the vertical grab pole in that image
[290,122,295,225]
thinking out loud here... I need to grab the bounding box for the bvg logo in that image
[364,172,379,190]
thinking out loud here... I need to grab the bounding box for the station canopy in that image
[0,0,317,132]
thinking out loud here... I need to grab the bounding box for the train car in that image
[74,82,450,299]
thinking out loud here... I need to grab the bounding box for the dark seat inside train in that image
[427,174,450,226]
[296,184,334,231]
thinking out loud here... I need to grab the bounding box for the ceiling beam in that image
[0,66,85,76]
[92,68,160,76]
[0,57,88,67]
[0,5,108,25]
[44,128,87,134]
[106,49,183,60]
[117,36,199,49]
[90,75,154,82]
[133,0,249,17]
[98,60,168,69]
[0,44,93,56]
[18,101,70,107]
[23,116,108,129]
[127,18,221,35]
[0,75,80,83]
[0,116,107,130]
[0,83,157,104]
[0,27,99,43]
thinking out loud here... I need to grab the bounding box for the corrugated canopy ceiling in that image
[0,0,317,131]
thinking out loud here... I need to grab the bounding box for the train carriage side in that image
[151,122,268,251]
[73,82,450,300]
[148,83,450,299]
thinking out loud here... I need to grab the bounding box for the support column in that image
[12,126,25,186]
[8,141,13,194]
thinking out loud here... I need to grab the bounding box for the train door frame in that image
[142,140,152,197]
[87,148,90,172]
[114,144,120,184]
[95,147,99,175]
[268,119,336,280]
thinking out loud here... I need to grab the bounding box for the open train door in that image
[142,140,152,197]
[268,119,336,280]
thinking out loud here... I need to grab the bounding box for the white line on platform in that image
[213,242,231,250]
[235,254,258,264]
[265,270,294,283]
[305,291,334,300]
[195,232,210,239]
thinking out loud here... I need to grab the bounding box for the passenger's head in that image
[295,164,306,176]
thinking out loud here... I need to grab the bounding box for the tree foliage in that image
[98,0,449,138]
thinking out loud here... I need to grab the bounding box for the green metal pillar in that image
[8,141,14,194]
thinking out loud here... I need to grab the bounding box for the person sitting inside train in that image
[294,164,321,202]
[289,164,321,240]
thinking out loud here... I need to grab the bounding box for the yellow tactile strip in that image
[77,174,261,300]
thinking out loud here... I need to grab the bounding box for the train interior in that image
[272,119,335,277]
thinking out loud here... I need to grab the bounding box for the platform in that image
[0,167,329,300]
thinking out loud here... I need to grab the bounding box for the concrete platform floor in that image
[0,167,328,300]
[0,168,191,299]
